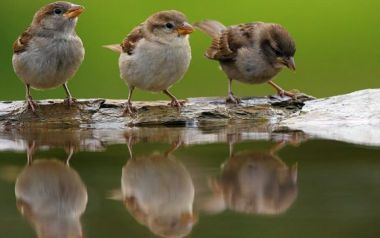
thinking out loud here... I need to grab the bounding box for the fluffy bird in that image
[12,1,85,111]
[15,159,87,238]
[121,153,196,238]
[195,20,296,103]
[203,151,298,215]
[104,10,193,114]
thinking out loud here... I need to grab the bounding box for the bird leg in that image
[164,139,183,157]
[25,84,37,112]
[268,80,296,98]
[63,83,77,106]
[124,133,136,159]
[124,86,137,115]
[163,89,184,107]
[65,145,75,166]
[26,140,36,166]
[226,78,241,104]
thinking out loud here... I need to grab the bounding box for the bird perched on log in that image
[195,20,296,103]
[104,10,194,114]
[12,1,85,112]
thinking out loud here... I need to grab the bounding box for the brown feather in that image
[33,2,72,24]
[13,27,33,54]
[228,23,258,51]
[211,29,235,60]
[119,10,188,55]
[121,24,145,55]
[146,10,187,33]
[199,21,261,61]
[103,44,122,53]
[194,20,226,39]
[13,2,75,54]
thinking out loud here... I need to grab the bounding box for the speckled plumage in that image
[195,20,297,102]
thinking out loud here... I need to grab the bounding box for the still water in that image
[0,127,379,238]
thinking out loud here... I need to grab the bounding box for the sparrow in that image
[195,20,296,103]
[104,10,194,114]
[15,159,87,238]
[202,143,298,215]
[121,153,195,238]
[12,1,85,112]
[108,137,196,238]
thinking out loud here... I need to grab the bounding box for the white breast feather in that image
[119,37,191,92]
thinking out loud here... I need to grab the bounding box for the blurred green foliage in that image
[1,0,379,101]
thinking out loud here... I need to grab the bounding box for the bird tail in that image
[194,20,226,39]
[107,189,123,201]
[103,44,123,53]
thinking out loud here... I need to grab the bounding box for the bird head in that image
[32,1,84,34]
[148,212,196,238]
[145,10,194,43]
[261,24,296,71]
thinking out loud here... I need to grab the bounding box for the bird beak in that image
[285,57,296,71]
[176,22,194,36]
[64,5,84,19]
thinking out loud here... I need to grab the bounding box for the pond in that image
[0,125,379,238]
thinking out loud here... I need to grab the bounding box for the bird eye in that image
[273,48,282,56]
[165,23,174,29]
[54,8,63,15]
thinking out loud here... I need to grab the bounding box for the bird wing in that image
[13,27,33,54]
[207,23,260,61]
[206,29,236,60]
[194,20,232,60]
[121,24,145,55]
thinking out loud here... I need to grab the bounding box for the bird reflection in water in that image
[15,142,88,238]
[110,134,196,238]
[202,140,298,215]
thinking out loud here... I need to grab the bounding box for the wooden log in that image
[0,93,313,129]
[2,89,378,148]
[0,93,313,151]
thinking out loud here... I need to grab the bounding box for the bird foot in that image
[226,94,241,104]
[168,99,185,107]
[124,102,137,116]
[26,97,38,112]
[64,97,77,107]
[277,90,297,99]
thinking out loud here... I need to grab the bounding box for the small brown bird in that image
[121,153,196,238]
[104,10,193,114]
[15,159,87,238]
[202,144,298,215]
[109,138,196,238]
[195,20,296,103]
[12,1,85,111]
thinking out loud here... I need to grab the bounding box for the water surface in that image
[0,127,379,238]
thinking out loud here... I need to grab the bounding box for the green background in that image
[1,0,379,101]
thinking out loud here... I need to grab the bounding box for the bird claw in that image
[277,90,297,99]
[64,97,77,107]
[124,102,137,116]
[26,97,38,112]
[226,94,241,104]
[168,99,185,107]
